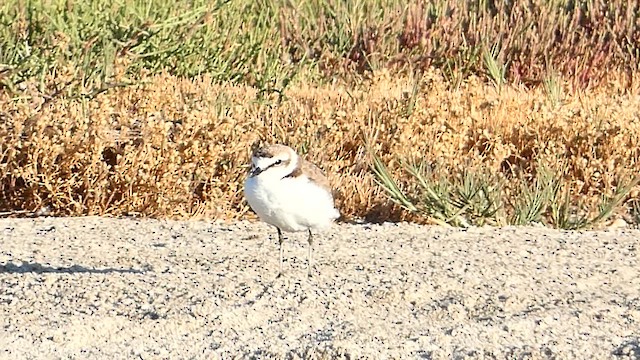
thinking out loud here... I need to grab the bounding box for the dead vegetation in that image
[1,69,639,226]
[1,1,640,226]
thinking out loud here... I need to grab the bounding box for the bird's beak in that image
[249,165,263,177]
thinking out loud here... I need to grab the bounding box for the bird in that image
[244,144,340,277]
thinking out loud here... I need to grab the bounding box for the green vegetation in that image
[373,157,639,229]
[1,0,639,95]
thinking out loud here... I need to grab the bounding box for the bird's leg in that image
[277,227,284,278]
[307,229,314,278]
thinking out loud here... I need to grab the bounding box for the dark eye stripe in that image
[259,159,287,173]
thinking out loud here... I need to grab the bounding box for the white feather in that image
[244,147,339,232]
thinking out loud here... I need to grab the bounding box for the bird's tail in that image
[332,207,341,221]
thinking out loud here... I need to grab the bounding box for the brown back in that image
[285,158,333,195]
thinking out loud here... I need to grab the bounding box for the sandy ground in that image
[0,217,639,359]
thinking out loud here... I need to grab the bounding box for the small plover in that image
[244,144,340,277]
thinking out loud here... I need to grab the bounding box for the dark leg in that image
[307,229,313,278]
[277,227,284,277]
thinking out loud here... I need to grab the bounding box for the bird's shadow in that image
[0,262,144,274]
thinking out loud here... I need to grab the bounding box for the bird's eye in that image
[274,160,283,165]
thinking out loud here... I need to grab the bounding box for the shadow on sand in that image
[0,262,144,274]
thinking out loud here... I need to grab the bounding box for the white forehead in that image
[252,156,279,170]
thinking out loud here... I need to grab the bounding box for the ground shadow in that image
[613,338,640,358]
[0,262,144,274]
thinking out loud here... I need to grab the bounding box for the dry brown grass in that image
[1,68,639,223]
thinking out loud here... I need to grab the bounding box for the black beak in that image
[249,166,263,177]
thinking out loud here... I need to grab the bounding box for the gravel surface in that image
[0,217,639,359]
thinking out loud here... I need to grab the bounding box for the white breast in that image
[244,175,339,232]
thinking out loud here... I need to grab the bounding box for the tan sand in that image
[0,217,638,359]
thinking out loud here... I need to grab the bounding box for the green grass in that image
[483,44,506,91]
[1,0,639,97]
[543,68,564,108]
[373,154,505,227]
[0,0,296,96]
[510,166,560,226]
[372,154,639,229]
